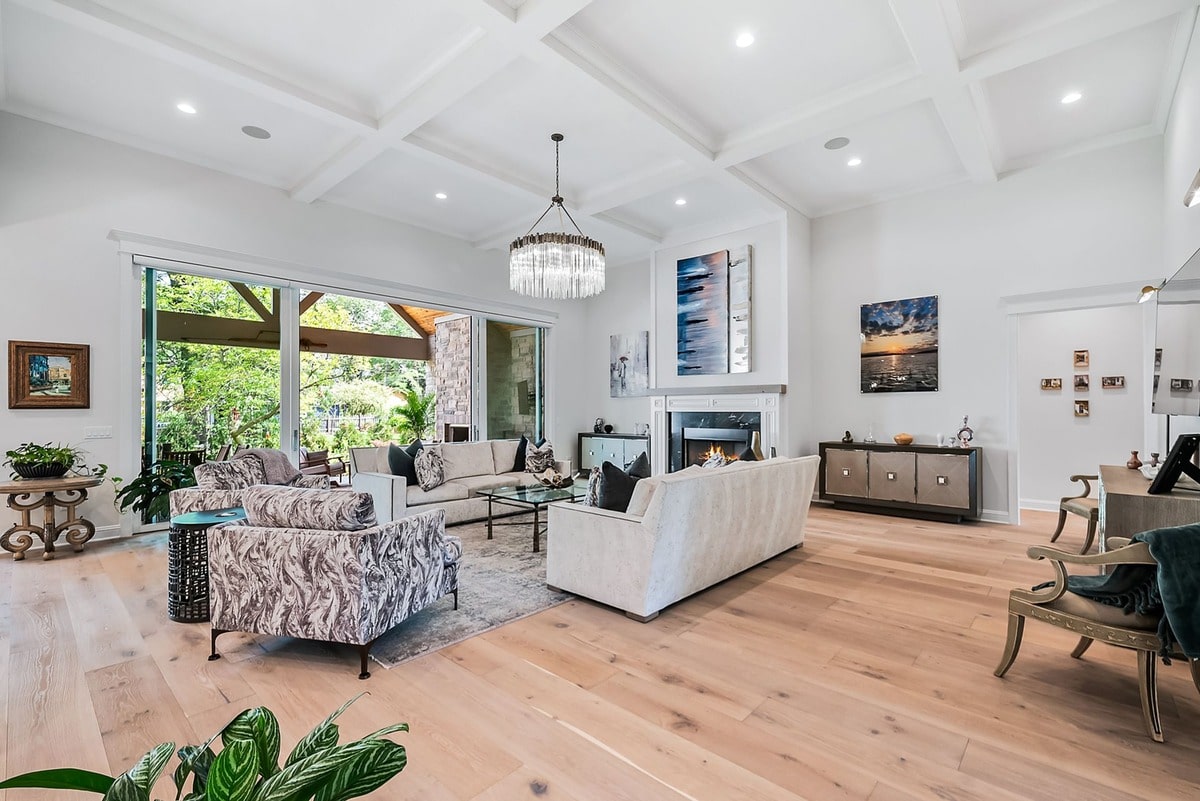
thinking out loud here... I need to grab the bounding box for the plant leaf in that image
[173,745,216,797]
[283,694,364,768]
[125,742,175,793]
[103,774,151,801]
[222,707,281,778]
[312,740,407,801]
[0,767,115,793]
[207,739,260,801]
[249,741,374,801]
[359,723,409,741]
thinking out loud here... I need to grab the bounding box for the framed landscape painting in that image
[8,340,90,408]
[860,295,938,393]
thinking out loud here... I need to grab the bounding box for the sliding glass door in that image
[481,320,545,441]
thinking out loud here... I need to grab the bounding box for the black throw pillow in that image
[738,446,758,462]
[513,434,529,472]
[598,460,641,513]
[388,439,424,486]
[627,450,651,478]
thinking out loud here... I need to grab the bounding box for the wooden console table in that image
[1098,464,1200,550]
[0,475,103,560]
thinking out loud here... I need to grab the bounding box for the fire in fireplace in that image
[683,427,752,467]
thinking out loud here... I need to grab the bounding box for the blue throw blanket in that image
[1048,523,1200,661]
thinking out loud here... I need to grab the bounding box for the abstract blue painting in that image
[677,250,730,375]
[860,295,938,393]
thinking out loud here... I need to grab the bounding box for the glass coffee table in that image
[477,483,587,553]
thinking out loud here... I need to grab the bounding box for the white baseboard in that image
[1018,499,1061,513]
[980,509,1014,525]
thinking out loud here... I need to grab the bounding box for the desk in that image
[0,475,103,560]
[168,507,246,622]
[1098,464,1200,549]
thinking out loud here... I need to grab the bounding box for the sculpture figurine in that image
[841,430,853,443]
[593,417,605,434]
[956,416,974,448]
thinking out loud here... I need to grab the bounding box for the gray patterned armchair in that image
[169,449,330,516]
[207,486,461,679]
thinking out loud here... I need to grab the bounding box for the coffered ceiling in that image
[1,0,1195,262]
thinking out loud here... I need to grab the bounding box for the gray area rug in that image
[371,516,572,668]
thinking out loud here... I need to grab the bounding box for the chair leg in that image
[994,612,1025,677]
[1080,516,1098,555]
[1189,659,1200,698]
[1137,650,1164,743]
[208,628,228,662]
[1049,508,1068,543]
[1070,636,1093,659]
[453,588,459,611]
[357,642,372,680]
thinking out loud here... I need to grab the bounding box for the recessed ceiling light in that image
[176,102,197,114]
[847,157,863,167]
[735,32,755,48]
[241,125,271,139]
[824,137,850,150]
[675,198,687,206]
[435,192,448,200]
[1061,91,1083,104]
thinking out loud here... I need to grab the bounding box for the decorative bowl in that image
[893,433,914,446]
[12,462,70,479]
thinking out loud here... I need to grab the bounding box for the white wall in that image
[579,259,653,436]
[1016,305,1148,509]
[0,112,586,536]
[810,138,1163,520]
[1164,16,1200,273]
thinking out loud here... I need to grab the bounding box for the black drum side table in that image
[168,507,245,623]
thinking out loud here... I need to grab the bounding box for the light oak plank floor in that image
[1,506,1198,800]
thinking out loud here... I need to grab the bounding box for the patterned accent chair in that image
[207,485,461,679]
[169,450,330,516]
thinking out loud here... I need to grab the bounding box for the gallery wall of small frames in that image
[1040,349,1129,418]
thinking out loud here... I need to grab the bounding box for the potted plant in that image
[115,460,197,524]
[3,441,109,481]
[0,695,407,800]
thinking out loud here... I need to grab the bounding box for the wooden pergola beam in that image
[153,310,430,360]
[231,282,275,321]
[389,303,433,339]
[299,291,325,315]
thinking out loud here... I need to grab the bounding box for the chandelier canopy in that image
[509,133,605,300]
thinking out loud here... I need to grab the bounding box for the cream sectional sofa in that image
[349,440,569,525]
[546,455,820,621]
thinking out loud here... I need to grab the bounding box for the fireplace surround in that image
[649,391,782,474]
[671,414,760,471]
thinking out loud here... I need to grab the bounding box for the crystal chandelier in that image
[509,133,605,299]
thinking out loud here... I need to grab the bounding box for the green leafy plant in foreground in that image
[3,441,110,481]
[115,460,197,523]
[0,695,407,801]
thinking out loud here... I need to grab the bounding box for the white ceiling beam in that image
[290,34,516,201]
[960,0,1200,84]
[1156,8,1199,131]
[575,161,695,216]
[290,0,595,203]
[998,123,1160,175]
[11,0,375,131]
[888,0,996,182]
[591,211,664,243]
[715,69,928,168]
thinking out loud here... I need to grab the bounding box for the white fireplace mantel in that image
[648,391,783,475]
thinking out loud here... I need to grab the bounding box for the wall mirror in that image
[1152,245,1200,416]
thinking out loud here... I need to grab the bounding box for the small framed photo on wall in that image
[1040,378,1062,390]
[1074,374,1089,391]
[8,340,90,409]
[1101,375,1125,389]
[1073,349,1089,368]
[1074,399,1090,417]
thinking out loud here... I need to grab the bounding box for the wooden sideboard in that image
[818,441,982,523]
[1098,464,1200,549]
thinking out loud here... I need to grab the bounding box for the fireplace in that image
[669,411,761,471]
[683,427,752,467]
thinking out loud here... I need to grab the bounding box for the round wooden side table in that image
[0,475,104,560]
[168,507,246,623]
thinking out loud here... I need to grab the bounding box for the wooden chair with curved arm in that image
[995,541,1200,742]
[1049,474,1100,553]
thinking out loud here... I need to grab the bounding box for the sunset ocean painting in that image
[860,295,938,393]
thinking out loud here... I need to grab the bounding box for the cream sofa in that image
[349,440,569,525]
[546,455,820,621]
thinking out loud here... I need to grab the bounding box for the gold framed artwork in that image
[8,340,90,409]
[1073,374,1089,391]
[1101,375,1125,389]
[1040,378,1062,390]
[1073,349,1089,368]
[1074,399,1090,417]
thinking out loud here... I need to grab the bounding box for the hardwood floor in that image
[2,506,1198,800]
